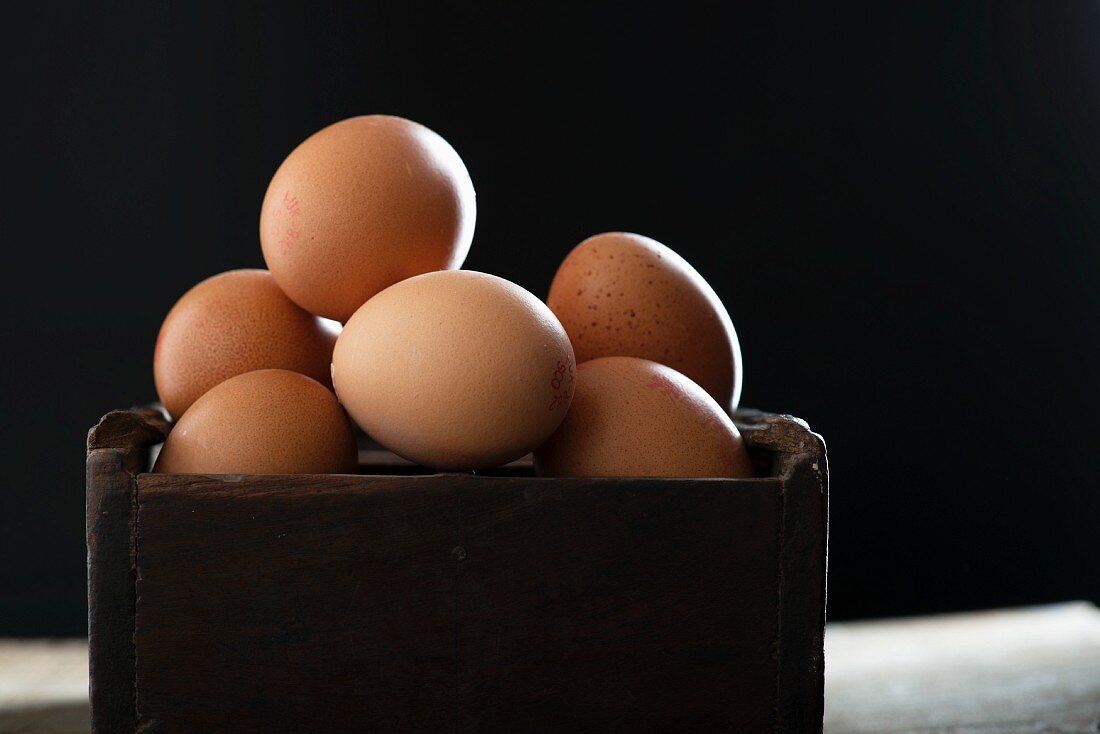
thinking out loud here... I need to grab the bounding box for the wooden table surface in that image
[825,602,1100,733]
[2,602,1097,733]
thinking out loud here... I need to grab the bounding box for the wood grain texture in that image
[85,449,136,733]
[449,479,783,731]
[825,602,1100,734]
[132,473,784,732]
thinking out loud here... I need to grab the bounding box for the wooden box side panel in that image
[761,419,828,734]
[135,475,461,733]
[733,409,830,732]
[450,479,783,732]
[778,442,828,734]
[86,448,137,734]
[86,408,169,734]
[133,474,783,733]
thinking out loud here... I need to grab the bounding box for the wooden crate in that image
[86,407,828,733]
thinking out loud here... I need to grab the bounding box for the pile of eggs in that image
[152,115,753,479]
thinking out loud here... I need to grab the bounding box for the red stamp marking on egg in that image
[277,190,302,255]
[282,191,301,216]
[647,371,738,469]
[647,372,683,401]
[547,358,575,411]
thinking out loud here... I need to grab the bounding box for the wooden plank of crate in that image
[737,410,830,732]
[85,448,135,733]
[133,474,463,733]
[130,473,785,732]
[448,478,784,731]
[86,409,168,734]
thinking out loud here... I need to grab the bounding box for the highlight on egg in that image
[154,369,358,475]
[533,356,754,479]
[153,269,340,421]
[332,270,576,471]
[260,114,477,322]
[546,231,743,411]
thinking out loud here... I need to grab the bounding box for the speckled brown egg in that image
[260,115,476,322]
[547,232,743,411]
[534,357,753,478]
[332,270,575,470]
[154,369,358,474]
[153,269,339,420]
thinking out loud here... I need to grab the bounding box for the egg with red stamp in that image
[332,270,575,470]
[260,114,476,322]
[547,232,743,411]
[534,356,754,478]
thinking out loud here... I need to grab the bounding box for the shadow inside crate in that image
[353,414,776,479]
[144,406,774,478]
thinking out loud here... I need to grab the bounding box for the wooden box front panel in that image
[133,473,783,732]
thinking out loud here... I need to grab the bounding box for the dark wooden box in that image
[86,407,828,733]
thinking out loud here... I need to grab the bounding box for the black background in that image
[6,2,1100,636]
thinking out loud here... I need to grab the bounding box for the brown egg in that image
[259,115,476,322]
[153,269,339,420]
[534,357,753,478]
[332,270,575,470]
[154,369,358,474]
[547,232,743,411]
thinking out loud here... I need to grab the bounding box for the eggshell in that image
[332,270,575,470]
[547,232,743,411]
[153,269,339,420]
[260,115,476,322]
[154,369,358,474]
[534,357,753,478]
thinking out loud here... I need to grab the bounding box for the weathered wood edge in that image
[87,409,169,734]
[87,407,169,452]
[735,409,829,733]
